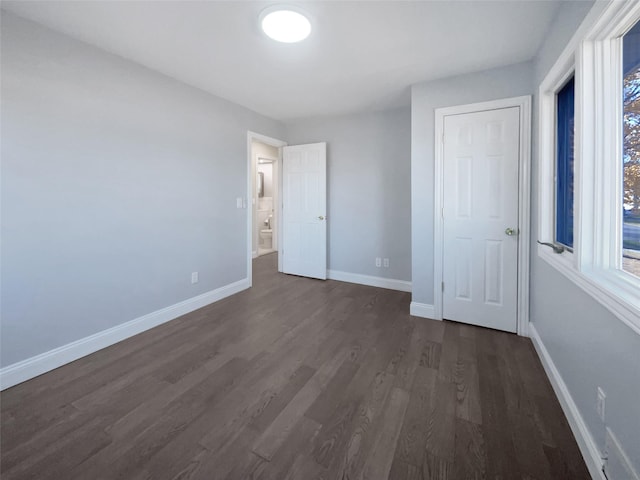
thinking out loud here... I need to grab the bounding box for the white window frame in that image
[538,53,576,272]
[538,0,640,336]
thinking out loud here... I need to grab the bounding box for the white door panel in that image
[443,107,520,332]
[282,142,327,280]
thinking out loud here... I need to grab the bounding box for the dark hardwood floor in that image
[0,253,589,479]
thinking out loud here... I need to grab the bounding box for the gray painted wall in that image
[1,13,284,366]
[286,108,411,281]
[4,6,638,470]
[530,0,640,471]
[410,61,534,305]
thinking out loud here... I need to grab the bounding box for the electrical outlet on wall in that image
[383,258,389,268]
[597,387,606,421]
[191,272,199,284]
[375,257,382,267]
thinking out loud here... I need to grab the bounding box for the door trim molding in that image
[247,132,287,285]
[433,95,532,336]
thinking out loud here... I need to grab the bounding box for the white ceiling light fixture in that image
[260,6,311,43]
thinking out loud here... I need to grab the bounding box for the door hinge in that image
[442,207,444,219]
[442,281,444,292]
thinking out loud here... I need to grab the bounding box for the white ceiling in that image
[2,1,563,121]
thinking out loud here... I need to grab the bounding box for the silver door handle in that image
[318,215,325,220]
[505,227,519,236]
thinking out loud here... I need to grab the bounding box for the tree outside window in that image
[623,21,640,275]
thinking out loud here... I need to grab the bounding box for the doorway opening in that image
[247,132,287,285]
[254,148,278,257]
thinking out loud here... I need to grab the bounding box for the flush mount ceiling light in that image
[260,6,311,43]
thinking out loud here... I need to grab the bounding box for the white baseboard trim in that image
[604,427,640,480]
[409,302,437,319]
[528,322,606,480]
[0,278,250,391]
[252,250,258,259]
[327,269,411,292]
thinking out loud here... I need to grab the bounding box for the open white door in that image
[442,107,520,332]
[282,142,327,280]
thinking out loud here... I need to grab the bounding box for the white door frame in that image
[247,131,287,286]
[433,95,532,336]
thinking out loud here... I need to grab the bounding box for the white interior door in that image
[442,107,520,332]
[282,142,327,280]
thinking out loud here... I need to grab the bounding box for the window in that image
[556,76,575,249]
[538,1,640,335]
[622,20,640,277]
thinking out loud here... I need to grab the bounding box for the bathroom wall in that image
[258,162,273,198]
[251,141,279,254]
[257,162,275,251]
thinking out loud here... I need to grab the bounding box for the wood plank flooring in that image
[0,253,590,479]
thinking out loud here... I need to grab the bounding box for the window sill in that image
[538,246,640,336]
